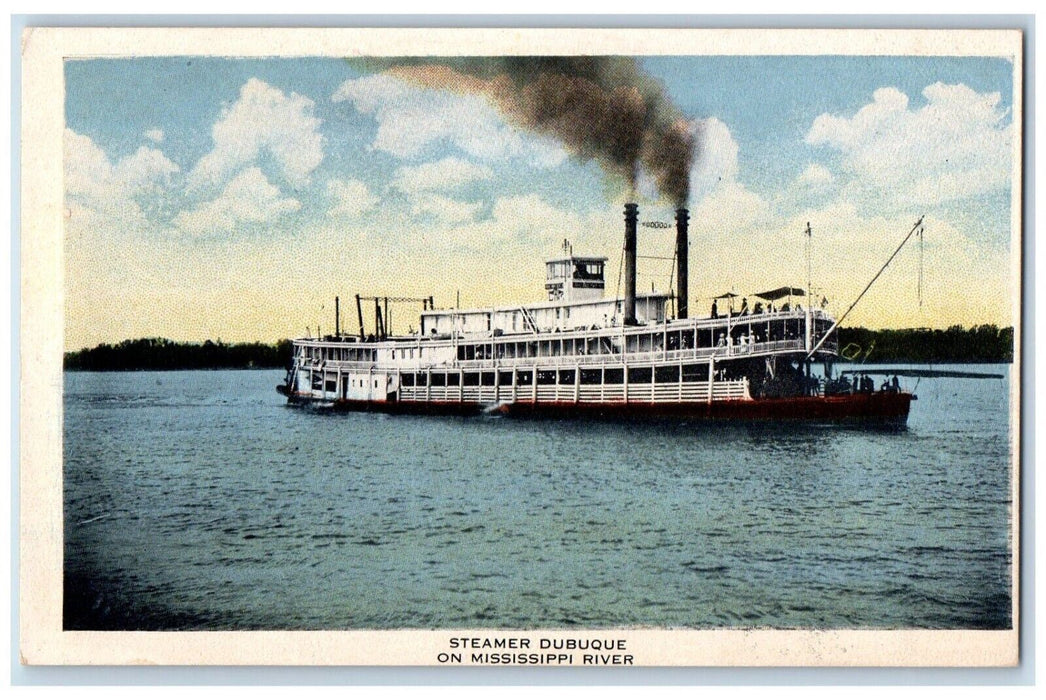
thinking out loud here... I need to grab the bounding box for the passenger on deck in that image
[717,333,726,347]
[711,300,718,319]
[891,375,901,392]
[753,301,764,314]
[781,302,790,312]
[740,298,749,315]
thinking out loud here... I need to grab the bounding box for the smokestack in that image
[335,296,340,336]
[675,208,689,319]
[623,203,638,325]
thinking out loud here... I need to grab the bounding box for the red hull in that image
[496,392,912,423]
[285,390,913,424]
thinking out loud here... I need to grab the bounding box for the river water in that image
[63,365,1014,630]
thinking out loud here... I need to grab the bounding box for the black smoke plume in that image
[359,57,695,207]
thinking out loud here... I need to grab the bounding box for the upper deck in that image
[292,306,839,373]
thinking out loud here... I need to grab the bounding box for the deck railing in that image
[397,378,750,404]
[298,337,838,375]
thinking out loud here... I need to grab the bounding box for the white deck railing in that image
[298,337,839,375]
[398,378,750,404]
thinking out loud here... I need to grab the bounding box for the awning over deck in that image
[754,286,807,301]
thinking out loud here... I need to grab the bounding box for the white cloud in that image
[65,128,179,227]
[174,167,300,235]
[797,163,834,188]
[408,193,482,224]
[145,129,164,143]
[391,156,493,194]
[188,78,323,190]
[806,82,1012,205]
[683,117,771,231]
[327,178,379,217]
[333,74,567,167]
[689,117,740,201]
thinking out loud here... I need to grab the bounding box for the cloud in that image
[689,117,740,202]
[332,73,567,167]
[806,82,1012,206]
[797,163,834,188]
[407,193,482,224]
[174,167,300,235]
[391,156,493,194]
[65,128,179,226]
[327,178,379,217]
[188,78,323,190]
[145,129,164,143]
[683,118,771,230]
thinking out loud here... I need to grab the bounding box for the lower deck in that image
[279,387,913,425]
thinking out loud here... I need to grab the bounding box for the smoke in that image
[359,57,695,207]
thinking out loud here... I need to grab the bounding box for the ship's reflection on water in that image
[64,366,1011,631]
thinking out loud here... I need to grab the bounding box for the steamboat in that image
[277,204,915,424]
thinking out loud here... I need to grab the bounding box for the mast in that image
[805,222,812,353]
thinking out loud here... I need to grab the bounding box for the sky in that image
[63,54,1018,350]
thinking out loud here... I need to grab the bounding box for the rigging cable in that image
[917,225,924,309]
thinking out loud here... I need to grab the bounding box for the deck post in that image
[531,366,537,403]
[708,357,714,404]
[574,365,580,403]
[623,362,629,404]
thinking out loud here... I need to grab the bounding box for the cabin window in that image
[537,370,556,385]
[481,371,496,387]
[464,372,480,387]
[431,373,446,387]
[627,366,651,383]
[415,373,428,387]
[580,369,602,385]
[515,370,532,385]
[499,371,513,386]
[447,373,460,386]
[311,373,322,390]
[401,373,415,387]
[655,366,680,383]
[682,364,706,382]
[326,379,337,392]
[558,369,575,385]
[604,368,624,384]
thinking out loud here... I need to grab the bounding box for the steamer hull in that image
[496,392,912,424]
[279,384,912,424]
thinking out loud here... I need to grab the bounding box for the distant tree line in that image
[63,325,1013,371]
[63,338,294,371]
[837,325,1013,364]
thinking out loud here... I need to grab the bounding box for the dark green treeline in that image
[64,325,1013,371]
[63,338,295,371]
[837,325,1013,364]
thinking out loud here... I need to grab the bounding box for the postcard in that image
[19,26,1022,667]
